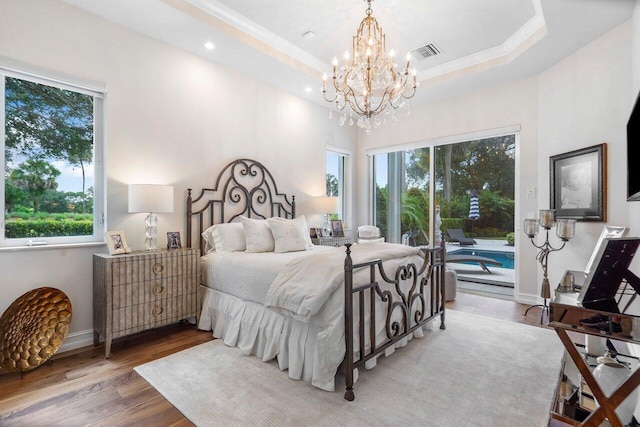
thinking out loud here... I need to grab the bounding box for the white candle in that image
[556,219,576,240]
[539,209,555,228]
[523,218,539,237]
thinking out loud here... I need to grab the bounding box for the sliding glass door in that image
[373,135,515,248]
[434,136,515,242]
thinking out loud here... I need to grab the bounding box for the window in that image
[1,63,104,247]
[373,149,430,244]
[326,149,349,222]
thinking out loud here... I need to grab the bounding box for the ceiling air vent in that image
[410,43,442,61]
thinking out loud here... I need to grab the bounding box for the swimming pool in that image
[448,249,515,269]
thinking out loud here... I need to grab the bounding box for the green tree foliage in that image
[376,136,515,240]
[433,136,515,235]
[434,136,515,203]
[4,177,27,213]
[375,185,388,238]
[5,77,94,212]
[326,173,338,197]
[402,187,429,233]
[9,159,60,213]
[405,149,430,190]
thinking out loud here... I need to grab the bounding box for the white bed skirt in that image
[198,285,434,392]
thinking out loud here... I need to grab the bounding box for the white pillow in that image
[201,222,246,254]
[241,216,275,252]
[267,216,313,253]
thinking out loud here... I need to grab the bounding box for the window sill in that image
[0,241,106,253]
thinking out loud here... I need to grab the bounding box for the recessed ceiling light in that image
[304,87,313,93]
[203,41,215,50]
[302,31,315,40]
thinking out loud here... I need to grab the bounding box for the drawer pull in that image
[152,305,164,317]
[153,262,164,275]
[153,283,165,295]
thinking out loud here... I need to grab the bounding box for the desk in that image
[549,291,640,427]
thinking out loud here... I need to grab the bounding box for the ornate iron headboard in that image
[186,158,296,254]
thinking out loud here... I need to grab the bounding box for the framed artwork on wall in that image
[550,143,607,222]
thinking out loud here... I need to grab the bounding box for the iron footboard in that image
[342,243,446,401]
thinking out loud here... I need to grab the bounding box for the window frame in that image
[326,145,352,229]
[0,58,106,248]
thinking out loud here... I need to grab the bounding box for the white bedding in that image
[199,245,334,304]
[198,242,434,391]
[266,243,424,321]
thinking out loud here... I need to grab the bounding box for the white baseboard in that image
[515,292,540,306]
[59,329,94,354]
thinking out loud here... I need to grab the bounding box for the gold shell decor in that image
[0,287,72,373]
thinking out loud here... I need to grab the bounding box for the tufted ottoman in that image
[0,287,72,373]
[444,268,457,301]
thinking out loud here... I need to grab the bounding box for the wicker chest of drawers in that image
[93,248,199,358]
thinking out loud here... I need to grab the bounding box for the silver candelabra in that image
[523,209,575,324]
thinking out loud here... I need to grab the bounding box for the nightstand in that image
[93,248,199,358]
[312,236,353,247]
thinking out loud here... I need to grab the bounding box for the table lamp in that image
[312,196,339,237]
[128,184,174,250]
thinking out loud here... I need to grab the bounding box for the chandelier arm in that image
[322,90,338,103]
[369,90,395,115]
[338,81,369,116]
[401,86,418,100]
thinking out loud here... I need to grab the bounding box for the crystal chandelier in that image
[322,0,418,131]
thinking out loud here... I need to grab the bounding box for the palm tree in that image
[10,159,60,213]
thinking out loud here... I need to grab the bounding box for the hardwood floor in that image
[0,293,547,426]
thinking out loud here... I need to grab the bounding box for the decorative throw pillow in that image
[201,225,217,253]
[267,215,313,253]
[241,216,275,252]
[202,222,246,254]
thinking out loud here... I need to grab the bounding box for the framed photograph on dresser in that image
[105,230,131,255]
[167,231,181,249]
[331,220,344,237]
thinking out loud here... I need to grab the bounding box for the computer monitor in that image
[577,237,640,308]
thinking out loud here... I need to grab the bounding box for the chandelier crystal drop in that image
[322,0,418,131]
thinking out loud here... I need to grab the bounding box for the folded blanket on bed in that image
[265,242,422,322]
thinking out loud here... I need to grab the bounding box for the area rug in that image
[135,310,563,426]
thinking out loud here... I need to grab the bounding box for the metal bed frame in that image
[186,158,446,400]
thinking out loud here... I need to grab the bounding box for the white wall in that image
[538,20,633,284]
[0,0,355,350]
[355,76,541,303]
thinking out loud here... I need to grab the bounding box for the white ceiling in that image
[62,0,635,107]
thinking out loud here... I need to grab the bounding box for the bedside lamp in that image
[128,184,174,250]
[312,196,339,237]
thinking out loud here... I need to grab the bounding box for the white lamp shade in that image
[128,184,174,213]
[312,196,339,214]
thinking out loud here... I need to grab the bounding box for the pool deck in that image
[444,238,515,296]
